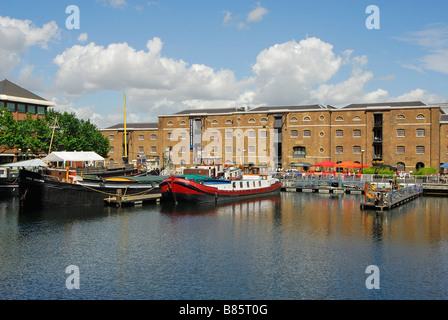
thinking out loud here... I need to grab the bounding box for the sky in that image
[1,0,448,129]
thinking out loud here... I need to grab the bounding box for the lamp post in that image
[337,150,340,173]
[361,149,365,178]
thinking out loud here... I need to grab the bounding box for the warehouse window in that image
[293,146,306,159]
[396,129,405,137]
[416,128,425,137]
[416,146,425,154]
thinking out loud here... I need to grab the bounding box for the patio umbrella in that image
[441,162,448,168]
[313,160,336,167]
[335,161,359,168]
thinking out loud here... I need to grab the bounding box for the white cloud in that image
[395,24,448,74]
[420,49,448,74]
[51,37,243,119]
[393,88,447,104]
[250,38,342,105]
[223,3,268,29]
[98,0,127,8]
[247,3,268,22]
[0,16,59,76]
[48,34,447,128]
[223,11,233,24]
[0,16,59,51]
[77,33,88,43]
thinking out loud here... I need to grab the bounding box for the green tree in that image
[0,108,110,158]
[45,110,110,157]
[0,107,17,152]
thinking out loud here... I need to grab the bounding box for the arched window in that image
[180,120,186,125]
[335,116,344,121]
[416,114,426,120]
[167,121,173,126]
[303,116,311,121]
[260,118,268,124]
[211,120,218,125]
[290,117,298,123]
[397,162,405,171]
[353,116,361,121]
[225,119,232,125]
[397,115,405,120]
[248,118,256,124]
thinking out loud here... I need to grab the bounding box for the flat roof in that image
[343,101,427,109]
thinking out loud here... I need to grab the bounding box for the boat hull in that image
[0,180,18,198]
[160,176,282,204]
[19,169,159,209]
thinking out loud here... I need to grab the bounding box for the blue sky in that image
[1,0,447,128]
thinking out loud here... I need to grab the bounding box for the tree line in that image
[0,108,110,158]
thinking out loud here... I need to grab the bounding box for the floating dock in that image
[105,191,161,206]
[360,183,423,211]
[281,186,362,194]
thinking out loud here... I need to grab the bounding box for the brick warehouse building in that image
[103,101,448,173]
[0,79,54,163]
[100,122,160,167]
[3,80,446,172]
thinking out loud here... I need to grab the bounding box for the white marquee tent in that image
[0,159,47,168]
[43,151,105,168]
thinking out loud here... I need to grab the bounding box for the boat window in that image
[240,182,243,188]
[247,182,250,188]
[259,181,262,187]
[253,168,259,174]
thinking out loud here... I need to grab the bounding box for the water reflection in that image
[1,193,448,299]
[160,195,282,217]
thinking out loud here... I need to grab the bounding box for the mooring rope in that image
[77,182,156,197]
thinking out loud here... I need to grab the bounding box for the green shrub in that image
[412,167,436,175]
[362,167,395,176]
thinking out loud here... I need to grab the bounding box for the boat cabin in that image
[242,165,269,180]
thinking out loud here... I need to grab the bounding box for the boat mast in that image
[123,91,128,164]
[48,115,58,162]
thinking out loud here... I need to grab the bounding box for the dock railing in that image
[385,184,423,206]
[281,174,448,189]
[281,174,365,189]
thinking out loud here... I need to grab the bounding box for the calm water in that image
[1,192,448,300]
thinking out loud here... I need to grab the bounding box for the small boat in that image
[1,159,47,198]
[160,165,282,204]
[18,167,164,209]
[0,168,18,198]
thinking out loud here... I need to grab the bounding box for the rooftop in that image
[104,123,159,130]
[0,79,52,104]
[251,104,326,112]
[343,101,427,109]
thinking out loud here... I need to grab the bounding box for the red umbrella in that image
[335,161,359,168]
[313,160,336,167]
